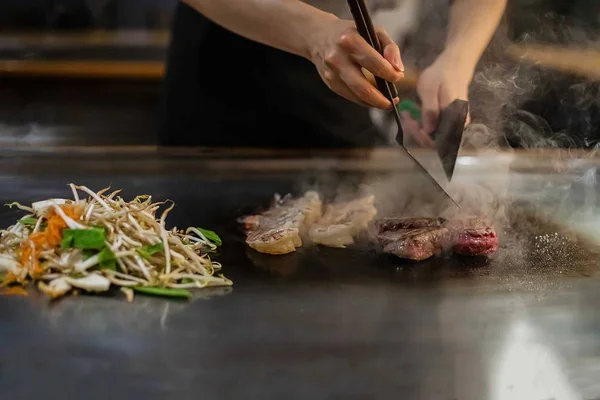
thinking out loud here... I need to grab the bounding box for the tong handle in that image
[346,0,399,101]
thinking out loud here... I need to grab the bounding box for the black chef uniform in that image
[159,2,383,148]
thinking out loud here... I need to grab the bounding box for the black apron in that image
[158,2,382,148]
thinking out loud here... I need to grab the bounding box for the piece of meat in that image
[308,195,377,248]
[377,226,449,261]
[245,227,302,255]
[243,191,322,255]
[240,215,260,231]
[444,218,498,256]
[375,217,445,232]
[374,216,499,260]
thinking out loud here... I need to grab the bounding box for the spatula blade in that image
[433,99,469,181]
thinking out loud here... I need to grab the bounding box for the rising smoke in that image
[295,1,600,246]
[364,0,600,233]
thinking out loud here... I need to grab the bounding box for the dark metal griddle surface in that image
[2,152,600,400]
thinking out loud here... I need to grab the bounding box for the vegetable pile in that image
[0,184,232,301]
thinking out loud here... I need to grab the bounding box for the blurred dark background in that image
[0,0,177,30]
[503,0,600,148]
[1,0,600,149]
[0,0,176,147]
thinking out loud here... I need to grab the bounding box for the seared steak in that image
[375,216,498,260]
[377,226,449,261]
[376,217,445,232]
[445,218,498,256]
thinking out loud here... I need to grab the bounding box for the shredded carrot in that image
[1,271,18,287]
[19,204,83,280]
[1,287,28,296]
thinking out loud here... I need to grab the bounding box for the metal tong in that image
[346,0,461,209]
[346,0,404,144]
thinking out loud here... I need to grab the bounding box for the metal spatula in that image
[346,0,461,208]
[399,98,469,182]
[433,99,469,181]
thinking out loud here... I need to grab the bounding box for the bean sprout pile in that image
[0,184,232,301]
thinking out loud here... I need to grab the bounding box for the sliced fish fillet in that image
[309,195,377,248]
[243,191,322,255]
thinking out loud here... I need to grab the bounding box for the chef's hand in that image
[308,19,404,110]
[410,53,473,147]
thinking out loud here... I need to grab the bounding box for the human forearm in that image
[414,0,505,137]
[181,0,336,59]
[442,0,507,73]
[182,0,405,110]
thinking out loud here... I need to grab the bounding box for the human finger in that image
[339,65,394,109]
[377,27,404,73]
[338,29,402,82]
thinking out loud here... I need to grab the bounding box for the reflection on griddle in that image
[34,284,233,333]
[245,248,302,277]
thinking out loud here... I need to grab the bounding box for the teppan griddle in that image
[2,148,600,400]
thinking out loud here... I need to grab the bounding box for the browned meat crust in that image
[375,217,445,232]
[445,218,499,256]
[375,217,498,260]
[377,227,449,261]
